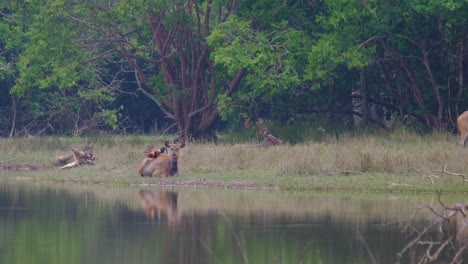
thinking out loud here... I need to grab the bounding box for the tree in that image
[38,0,319,138]
[207,0,318,125]
[305,0,468,131]
[0,0,120,136]
[40,0,246,139]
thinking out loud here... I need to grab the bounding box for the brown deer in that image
[137,140,185,177]
[457,111,468,147]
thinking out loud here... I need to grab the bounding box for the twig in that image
[397,227,430,259]
[415,167,440,185]
[397,194,468,263]
[432,165,468,183]
[357,35,386,50]
[387,181,413,188]
[60,160,80,169]
[437,191,467,217]
[56,144,95,169]
[356,229,378,264]
[422,238,450,261]
[450,245,467,264]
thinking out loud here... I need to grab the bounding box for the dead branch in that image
[356,229,378,264]
[416,167,440,185]
[431,165,468,183]
[55,144,96,170]
[452,245,467,264]
[59,160,80,169]
[387,181,413,188]
[397,226,431,260]
[54,154,74,164]
[422,238,450,261]
[397,194,468,263]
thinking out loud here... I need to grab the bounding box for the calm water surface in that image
[0,180,465,264]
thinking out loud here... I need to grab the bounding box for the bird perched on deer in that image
[147,147,167,159]
[138,140,185,177]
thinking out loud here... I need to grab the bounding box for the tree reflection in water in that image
[396,194,468,264]
[132,189,412,264]
[2,182,467,264]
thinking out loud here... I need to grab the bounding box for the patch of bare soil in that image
[0,161,51,171]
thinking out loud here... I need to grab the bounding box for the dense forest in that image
[0,0,467,139]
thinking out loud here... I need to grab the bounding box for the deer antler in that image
[144,145,155,154]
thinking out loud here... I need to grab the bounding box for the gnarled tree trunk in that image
[114,2,246,139]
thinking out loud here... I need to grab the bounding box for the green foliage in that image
[216,94,232,121]
[78,88,115,103]
[305,0,376,85]
[0,0,123,136]
[209,16,303,95]
[218,115,346,144]
[1,0,468,137]
[94,109,120,131]
[208,3,313,122]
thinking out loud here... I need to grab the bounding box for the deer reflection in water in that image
[137,190,181,224]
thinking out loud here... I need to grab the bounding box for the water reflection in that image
[456,204,468,246]
[0,181,466,264]
[137,190,181,224]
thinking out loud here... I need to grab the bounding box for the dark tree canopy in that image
[0,0,467,137]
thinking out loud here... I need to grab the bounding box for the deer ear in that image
[179,142,185,148]
[164,141,170,148]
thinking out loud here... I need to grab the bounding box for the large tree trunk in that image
[125,5,245,139]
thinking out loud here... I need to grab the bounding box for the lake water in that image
[0,180,466,264]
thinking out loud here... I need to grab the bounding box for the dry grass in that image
[1,131,468,192]
[181,132,468,178]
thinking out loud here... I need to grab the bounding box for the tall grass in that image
[1,129,467,192]
[218,118,338,144]
[184,130,467,177]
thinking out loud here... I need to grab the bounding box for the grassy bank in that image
[1,130,468,193]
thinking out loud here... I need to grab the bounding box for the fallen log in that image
[54,143,96,169]
[1,144,96,172]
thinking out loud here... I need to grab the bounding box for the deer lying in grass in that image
[457,111,468,147]
[138,140,185,177]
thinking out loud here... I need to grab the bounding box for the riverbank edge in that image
[7,169,468,195]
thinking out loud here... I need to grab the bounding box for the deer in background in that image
[457,111,468,147]
[138,140,185,177]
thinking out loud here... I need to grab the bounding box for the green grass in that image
[1,130,468,193]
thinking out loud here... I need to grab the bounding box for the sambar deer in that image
[457,111,468,147]
[137,140,185,177]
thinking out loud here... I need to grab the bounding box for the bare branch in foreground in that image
[396,193,468,263]
[431,165,468,183]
